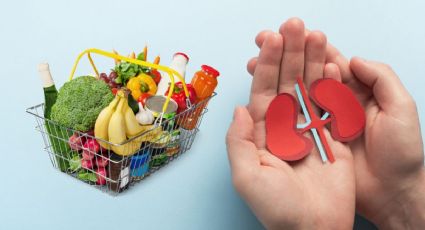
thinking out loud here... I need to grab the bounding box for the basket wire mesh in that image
[26,93,215,195]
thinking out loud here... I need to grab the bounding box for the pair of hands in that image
[226,18,425,229]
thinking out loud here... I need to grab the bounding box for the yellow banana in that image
[108,95,130,156]
[94,95,121,150]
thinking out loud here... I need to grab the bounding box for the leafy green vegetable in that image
[68,153,81,172]
[77,170,98,183]
[51,76,114,131]
[114,52,150,85]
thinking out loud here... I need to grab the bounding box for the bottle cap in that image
[174,52,189,62]
[201,65,220,77]
[38,63,50,72]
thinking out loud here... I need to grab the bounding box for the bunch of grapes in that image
[99,71,121,89]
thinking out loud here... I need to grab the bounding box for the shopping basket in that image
[26,48,216,196]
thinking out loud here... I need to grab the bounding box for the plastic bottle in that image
[156,52,189,96]
[190,65,220,100]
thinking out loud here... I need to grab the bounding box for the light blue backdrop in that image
[1,0,424,229]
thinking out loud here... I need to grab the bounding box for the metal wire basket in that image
[26,93,215,195]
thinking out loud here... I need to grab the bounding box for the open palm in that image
[249,19,425,227]
[226,18,355,229]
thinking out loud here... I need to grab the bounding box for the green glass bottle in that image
[38,63,70,172]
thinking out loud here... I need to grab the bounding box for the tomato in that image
[137,93,151,106]
[111,88,118,95]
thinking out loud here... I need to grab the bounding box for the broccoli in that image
[51,76,114,132]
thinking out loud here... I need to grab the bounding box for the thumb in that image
[226,106,259,172]
[350,57,413,113]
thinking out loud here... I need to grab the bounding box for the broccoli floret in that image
[51,76,114,132]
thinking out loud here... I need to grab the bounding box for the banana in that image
[102,89,165,156]
[123,97,148,137]
[95,95,121,149]
[108,96,129,155]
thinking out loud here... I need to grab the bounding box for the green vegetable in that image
[51,76,114,132]
[114,52,150,85]
[68,153,81,172]
[77,170,98,183]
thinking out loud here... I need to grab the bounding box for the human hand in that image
[226,18,355,229]
[250,20,425,228]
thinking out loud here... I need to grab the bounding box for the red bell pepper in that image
[150,69,162,84]
[165,82,197,113]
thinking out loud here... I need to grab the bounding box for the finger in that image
[304,31,327,114]
[304,31,327,87]
[278,18,306,95]
[326,43,352,84]
[350,57,413,112]
[249,33,283,148]
[247,57,257,76]
[250,33,282,96]
[226,106,260,172]
[256,28,310,49]
[255,30,274,48]
[324,63,342,82]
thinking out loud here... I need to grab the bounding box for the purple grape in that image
[99,73,110,83]
[109,71,117,80]
[109,81,118,88]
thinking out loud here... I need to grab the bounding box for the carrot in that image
[113,49,121,65]
[143,46,148,61]
[153,55,160,64]
[130,52,136,59]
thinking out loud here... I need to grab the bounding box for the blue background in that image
[1,0,425,229]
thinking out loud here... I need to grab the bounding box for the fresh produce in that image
[114,51,148,85]
[99,71,120,89]
[126,73,157,100]
[136,102,154,125]
[51,76,114,132]
[94,90,159,156]
[83,139,100,154]
[137,93,151,106]
[165,82,198,113]
[81,159,94,170]
[68,133,84,151]
[150,69,162,84]
[96,167,107,185]
[94,95,121,149]
[95,156,108,168]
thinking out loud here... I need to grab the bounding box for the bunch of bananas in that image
[94,89,160,156]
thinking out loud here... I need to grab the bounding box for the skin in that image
[226,18,355,229]
[239,18,425,229]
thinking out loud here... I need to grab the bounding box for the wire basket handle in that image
[68,48,190,115]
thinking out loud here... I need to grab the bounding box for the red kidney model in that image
[265,78,366,163]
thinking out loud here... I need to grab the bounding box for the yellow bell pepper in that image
[126,73,158,100]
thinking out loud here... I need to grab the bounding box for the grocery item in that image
[156,52,189,95]
[38,63,71,171]
[109,153,130,192]
[179,65,220,130]
[191,65,220,100]
[166,129,180,157]
[145,95,178,120]
[165,82,197,114]
[130,147,151,180]
[94,96,121,149]
[28,47,217,195]
[135,102,154,125]
[95,90,157,156]
[51,76,114,132]
[126,73,157,100]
